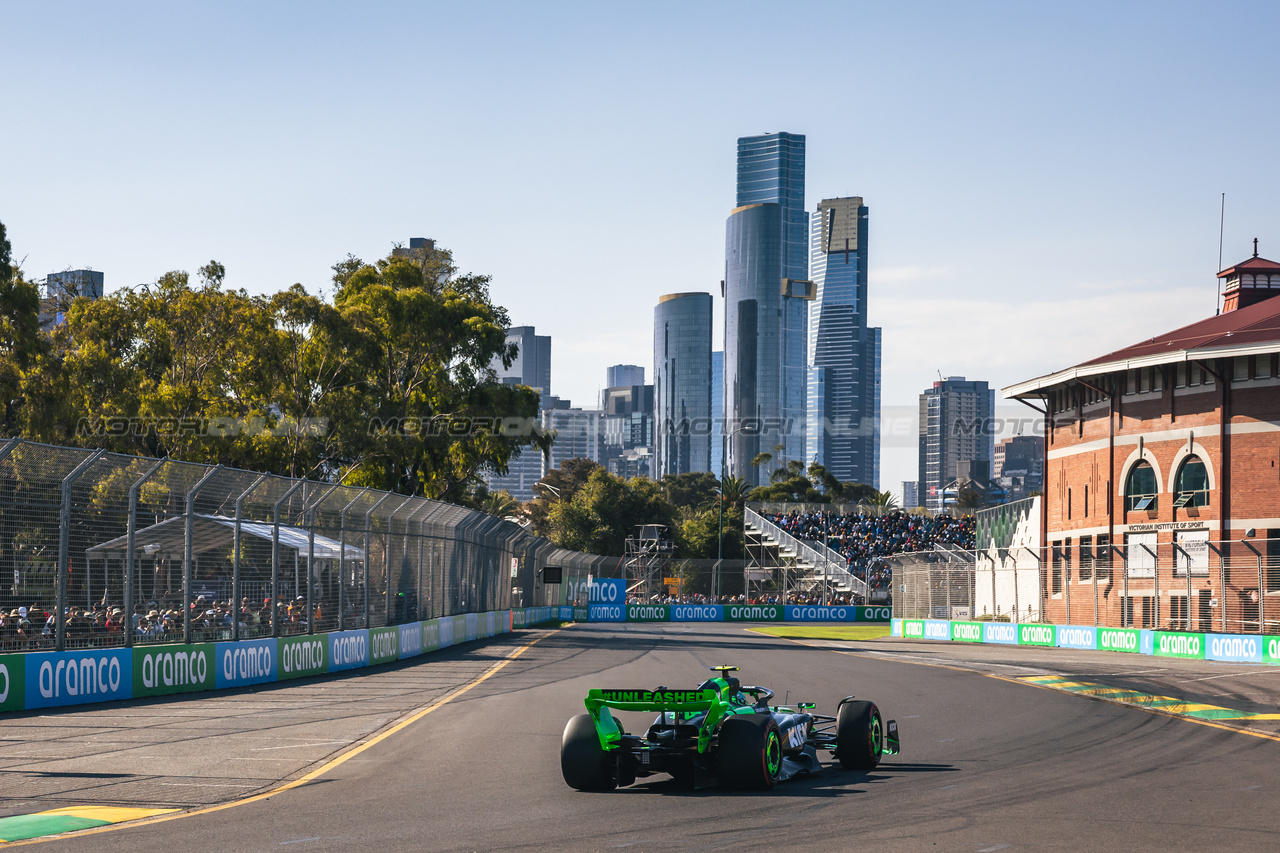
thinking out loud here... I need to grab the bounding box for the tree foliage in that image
[0,223,544,501]
[747,461,877,505]
[660,471,719,512]
[526,457,600,534]
[545,468,676,557]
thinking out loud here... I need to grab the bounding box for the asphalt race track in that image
[9,622,1280,852]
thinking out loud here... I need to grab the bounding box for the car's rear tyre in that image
[718,714,782,789]
[836,700,883,770]
[561,714,616,791]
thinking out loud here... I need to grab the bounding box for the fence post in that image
[304,485,341,636]
[385,497,415,624]
[183,465,223,645]
[1064,547,1071,626]
[1184,541,1193,631]
[57,448,105,652]
[1092,548,1099,627]
[1148,544,1160,630]
[271,479,307,638]
[1216,544,1226,633]
[125,457,168,649]
[946,560,952,619]
[1121,550,1130,627]
[991,552,998,619]
[363,492,393,628]
[233,473,269,642]
[337,488,369,631]
[1259,552,1266,635]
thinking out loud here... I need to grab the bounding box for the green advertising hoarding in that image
[133,644,216,697]
[422,618,441,652]
[855,606,893,622]
[1097,627,1142,654]
[1264,636,1280,665]
[278,635,328,680]
[369,627,399,665]
[951,621,983,643]
[1018,623,1055,646]
[900,619,925,639]
[1153,631,1205,659]
[627,604,670,622]
[723,604,784,622]
[0,654,24,712]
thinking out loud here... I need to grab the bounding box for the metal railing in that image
[891,537,1280,635]
[749,501,941,518]
[745,507,869,598]
[0,439,608,653]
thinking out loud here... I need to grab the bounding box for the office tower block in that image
[484,324,552,501]
[805,197,881,487]
[601,383,654,478]
[724,132,811,486]
[606,365,644,388]
[654,292,713,477]
[919,377,996,512]
[542,405,602,475]
[491,326,551,397]
[41,269,104,330]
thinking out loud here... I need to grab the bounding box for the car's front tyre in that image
[561,714,616,791]
[836,699,883,770]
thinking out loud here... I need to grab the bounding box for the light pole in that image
[718,424,747,600]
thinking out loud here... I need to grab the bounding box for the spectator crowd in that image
[0,595,326,651]
[764,509,975,590]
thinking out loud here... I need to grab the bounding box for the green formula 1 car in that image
[561,666,901,791]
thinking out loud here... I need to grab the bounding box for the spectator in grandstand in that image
[765,508,974,592]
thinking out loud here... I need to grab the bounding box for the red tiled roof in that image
[1080,291,1280,366]
[1004,289,1280,398]
[1217,255,1280,278]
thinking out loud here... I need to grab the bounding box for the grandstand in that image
[758,506,976,597]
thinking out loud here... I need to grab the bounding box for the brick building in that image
[1003,246,1280,631]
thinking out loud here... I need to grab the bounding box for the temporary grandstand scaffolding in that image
[623,524,674,601]
[744,506,872,601]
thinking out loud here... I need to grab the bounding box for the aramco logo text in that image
[141,650,208,687]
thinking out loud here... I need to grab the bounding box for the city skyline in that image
[6,2,1280,499]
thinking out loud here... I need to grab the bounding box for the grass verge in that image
[747,624,891,642]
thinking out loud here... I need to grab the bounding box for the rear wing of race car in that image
[585,688,719,714]
[583,688,724,750]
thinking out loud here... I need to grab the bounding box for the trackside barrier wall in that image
[0,604,893,714]
[891,619,1280,665]
[599,603,892,624]
[0,609,513,714]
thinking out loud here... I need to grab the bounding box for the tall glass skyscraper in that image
[918,377,995,512]
[806,197,881,487]
[724,132,811,486]
[654,292,713,476]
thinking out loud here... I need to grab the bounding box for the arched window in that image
[1125,460,1157,511]
[1174,456,1209,508]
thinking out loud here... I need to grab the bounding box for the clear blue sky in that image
[5,1,1279,497]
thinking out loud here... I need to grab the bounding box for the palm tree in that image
[867,489,899,512]
[718,475,749,510]
[480,489,520,520]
